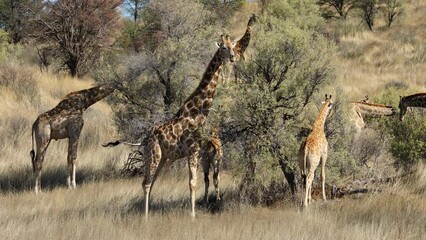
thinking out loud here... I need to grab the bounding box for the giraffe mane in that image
[402,92,426,99]
[352,101,394,109]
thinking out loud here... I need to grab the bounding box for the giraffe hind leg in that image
[142,139,162,218]
[201,154,210,204]
[67,121,83,190]
[213,159,220,201]
[33,125,51,194]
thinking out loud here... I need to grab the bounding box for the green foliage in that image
[385,113,426,171]
[200,0,245,24]
[371,86,425,172]
[0,0,43,43]
[268,0,324,31]
[0,29,8,62]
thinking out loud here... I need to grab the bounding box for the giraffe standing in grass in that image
[351,100,396,132]
[399,93,426,121]
[299,95,333,207]
[30,83,121,193]
[105,35,236,217]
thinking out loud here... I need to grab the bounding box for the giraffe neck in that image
[56,85,115,111]
[402,93,426,108]
[235,26,252,56]
[353,102,395,118]
[312,101,331,132]
[175,49,224,125]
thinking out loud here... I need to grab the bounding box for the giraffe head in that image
[361,95,369,103]
[248,14,258,27]
[399,95,407,121]
[215,35,236,63]
[322,94,334,116]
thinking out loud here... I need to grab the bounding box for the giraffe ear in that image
[215,42,222,48]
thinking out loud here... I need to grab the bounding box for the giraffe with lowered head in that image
[105,35,236,217]
[30,83,122,193]
[299,95,333,208]
[351,99,396,132]
[399,93,426,121]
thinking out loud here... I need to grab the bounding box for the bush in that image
[385,113,426,171]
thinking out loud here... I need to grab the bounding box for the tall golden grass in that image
[0,173,425,240]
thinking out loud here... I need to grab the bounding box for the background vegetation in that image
[0,0,425,239]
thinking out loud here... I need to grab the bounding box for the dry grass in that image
[337,1,426,99]
[0,174,424,240]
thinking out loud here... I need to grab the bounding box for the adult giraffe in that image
[351,100,396,132]
[104,35,234,218]
[30,83,122,193]
[399,93,426,121]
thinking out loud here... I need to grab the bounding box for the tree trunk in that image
[278,158,297,197]
[66,57,78,77]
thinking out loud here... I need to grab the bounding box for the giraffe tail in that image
[300,140,308,187]
[30,122,36,173]
[102,140,142,147]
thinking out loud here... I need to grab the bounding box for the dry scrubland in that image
[1,1,426,240]
[336,0,426,96]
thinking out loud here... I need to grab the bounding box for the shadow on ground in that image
[0,166,113,194]
[122,191,239,216]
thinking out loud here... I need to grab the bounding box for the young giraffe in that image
[30,83,120,193]
[200,127,223,204]
[351,100,396,132]
[399,93,426,121]
[299,95,333,208]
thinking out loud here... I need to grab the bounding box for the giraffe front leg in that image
[67,137,79,190]
[142,140,162,219]
[67,121,83,190]
[188,150,199,217]
[34,132,51,194]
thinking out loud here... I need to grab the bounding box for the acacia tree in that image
[30,0,122,77]
[357,0,378,31]
[317,0,356,19]
[381,0,405,27]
